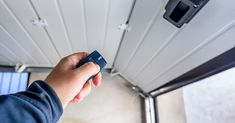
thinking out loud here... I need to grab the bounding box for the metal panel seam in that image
[148,19,235,85]
[1,0,51,64]
[0,25,37,64]
[55,0,73,53]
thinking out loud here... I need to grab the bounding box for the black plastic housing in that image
[163,0,209,28]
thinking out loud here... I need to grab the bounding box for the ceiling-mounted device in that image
[163,0,209,28]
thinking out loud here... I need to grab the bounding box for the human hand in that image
[45,52,102,109]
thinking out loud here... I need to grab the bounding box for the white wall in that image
[183,67,235,123]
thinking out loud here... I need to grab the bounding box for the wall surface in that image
[183,67,235,123]
[156,67,235,123]
[157,89,186,123]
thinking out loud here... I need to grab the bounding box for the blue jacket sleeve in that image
[0,80,63,123]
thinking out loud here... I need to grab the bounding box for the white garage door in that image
[114,0,235,92]
[0,0,133,67]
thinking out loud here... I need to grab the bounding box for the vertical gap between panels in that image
[2,0,51,64]
[81,0,89,52]
[55,0,73,53]
[122,0,164,72]
[101,0,111,55]
[5,1,49,63]
[112,0,136,68]
[29,0,62,59]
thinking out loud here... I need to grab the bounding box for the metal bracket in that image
[118,23,131,32]
[31,18,48,27]
[109,70,148,98]
[15,64,27,73]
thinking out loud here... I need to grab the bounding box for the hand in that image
[45,52,102,109]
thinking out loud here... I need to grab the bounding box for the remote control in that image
[76,50,107,81]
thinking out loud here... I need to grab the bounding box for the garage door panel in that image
[145,21,235,91]
[0,26,35,64]
[0,55,11,65]
[4,0,61,64]
[102,0,133,66]
[29,0,133,67]
[115,0,235,92]
[0,0,51,65]
[56,0,88,53]
[31,0,73,57]
[134,0,235,88]
[114,0,165,70]
[123,13,179,80]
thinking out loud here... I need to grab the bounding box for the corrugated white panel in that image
[30,0,133,66]
[30,0,73,57]
[4,0,61,64]
[0,0,53,65]
[0,55,10,65]
[0,0,133,67]
[114,0,235,92]
[0,25,35,64]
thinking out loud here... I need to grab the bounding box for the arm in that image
[0,52,101,123]
[0,80,62,123]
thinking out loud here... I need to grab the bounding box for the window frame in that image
[150,47,235,123]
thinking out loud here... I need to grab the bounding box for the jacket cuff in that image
[27,80,63,122]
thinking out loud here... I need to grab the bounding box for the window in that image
[0,72,29,95]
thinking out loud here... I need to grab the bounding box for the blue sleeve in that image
[0,80,63,123]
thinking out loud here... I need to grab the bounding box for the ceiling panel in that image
[30,0,133,67]
[114,0,167,71]
[30,0,73,57]
[0,55,10,65]
[114,0,235,92]
[0,25,35,64]
[0,0,53,65]
[0,0,133,67]
[0,0,233,93]
[4,0,61,65]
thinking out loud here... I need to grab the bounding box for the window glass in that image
[0,72,29,95]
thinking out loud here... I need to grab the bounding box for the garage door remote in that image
[76,50,107,81]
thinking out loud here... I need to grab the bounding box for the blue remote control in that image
[76,50,107,81]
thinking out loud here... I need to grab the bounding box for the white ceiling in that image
[114,0,235,92]
[0,0,133,67]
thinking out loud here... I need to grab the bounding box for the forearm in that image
[0,80,63,123]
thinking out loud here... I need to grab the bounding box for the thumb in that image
[75,62,100,84]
